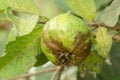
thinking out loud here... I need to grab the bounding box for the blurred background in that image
[0,0,120,80]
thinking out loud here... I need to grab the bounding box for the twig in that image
[58,67,64,80]
[50,66,63,80]
[89,23,120,31]
[9,67,59,80]
[89,23,120,43]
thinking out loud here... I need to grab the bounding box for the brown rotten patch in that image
[42,30,91,66]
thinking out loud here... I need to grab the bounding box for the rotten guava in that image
[41,13,91,66]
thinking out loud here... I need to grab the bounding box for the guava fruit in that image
[41,13,91,66]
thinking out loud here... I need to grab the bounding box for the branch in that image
[89,23,120,31]
[9,67,60,80]
[50,66,63,80]
[89,23,120,43]
[58,67,64,80]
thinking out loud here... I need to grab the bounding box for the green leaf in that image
[95,27,112,58]
[0,28,43,79]
[99,42,120,80]
[66,0,96,21]
[100,0,120,27]
[0,10,9,22]
[94,0,112,11]
[56,0,70,11]
[7,26,19,42]
[6,7,39,36]
[78,51,103,78]
[34,36,48,67]
[0,30,8,57]
[34,53,48,67]
[0,0,40,15]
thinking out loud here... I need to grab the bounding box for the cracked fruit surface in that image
[41,13,91,66]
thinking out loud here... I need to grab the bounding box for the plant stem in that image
[89,23,120,31]
[9,67,59,80]
[50,66,63,80]
[89,23,120,43]
[58,67,64,80]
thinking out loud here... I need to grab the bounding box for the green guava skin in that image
[41,13,91,66]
